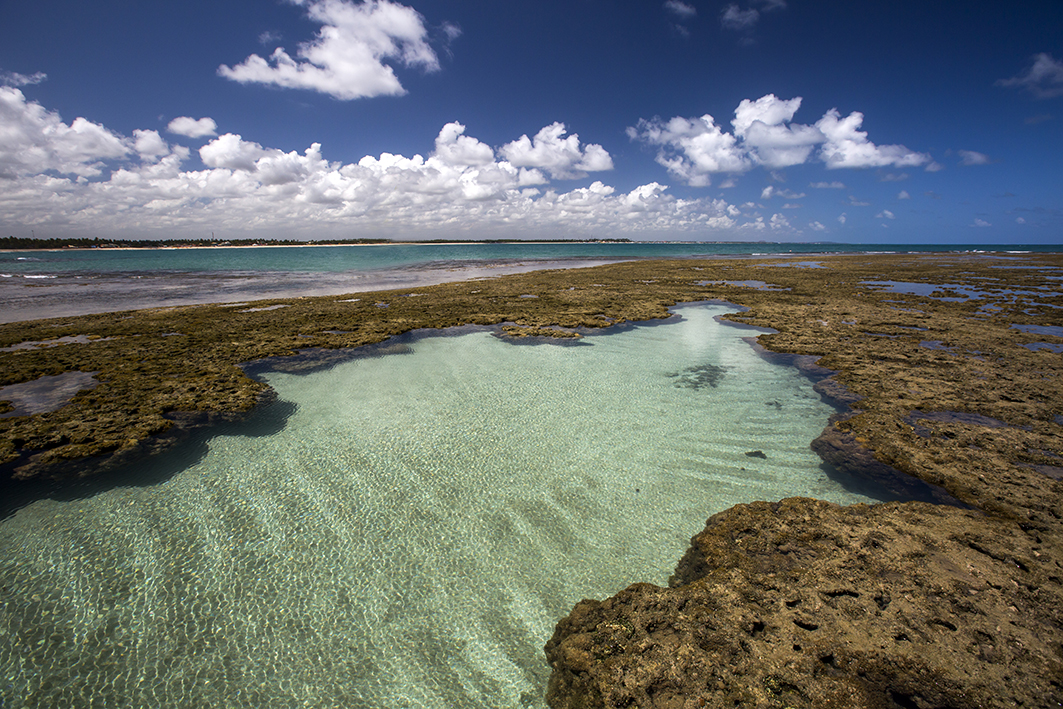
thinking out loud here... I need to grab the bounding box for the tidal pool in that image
[0,303,890,708]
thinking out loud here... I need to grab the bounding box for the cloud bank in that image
[629,94,932,186]
[0,87,740,239]
[218,0,444,100]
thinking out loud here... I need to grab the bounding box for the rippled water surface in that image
[0,304,888,708]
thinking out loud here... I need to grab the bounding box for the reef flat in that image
[2,253,1062,707]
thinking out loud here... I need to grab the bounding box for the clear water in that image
[0,304,887,708]
[2,242,1059,276]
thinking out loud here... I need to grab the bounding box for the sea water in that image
[0,304,888,708]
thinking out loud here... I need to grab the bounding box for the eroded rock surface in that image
[540,254,1063,709]
[546,499,1063,709]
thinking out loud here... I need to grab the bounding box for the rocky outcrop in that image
[543,253,1063,709]
[545,499,1063,709]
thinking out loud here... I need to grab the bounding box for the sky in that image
[1,0,1061,243]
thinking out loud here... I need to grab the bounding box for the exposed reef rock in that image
[2,253,1062,706]
[546,499,1062,709]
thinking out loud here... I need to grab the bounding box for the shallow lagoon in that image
[0,303,889,708]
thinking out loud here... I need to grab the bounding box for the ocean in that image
[1,241,1056,323]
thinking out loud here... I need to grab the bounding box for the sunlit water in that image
[0,304,889,708]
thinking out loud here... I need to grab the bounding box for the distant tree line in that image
[1,236,632,250]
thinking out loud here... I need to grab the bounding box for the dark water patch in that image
[920,340,953,351]
[904,410,1029,439]
[1022,342,1063,353]
[667,363,728,389]
[0,334,118,352]
[1021,464,1063,480]
[1011,324,1063,338]
[812,413,966,506]
[761,261,825,269]
[696,279,789,291]
[0,371,99,418]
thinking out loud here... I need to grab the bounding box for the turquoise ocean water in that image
[3,241,1056,323]
[0,241,1057,277]
[1,303,895,708]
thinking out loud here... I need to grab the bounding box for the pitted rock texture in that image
[546,499,1063,709]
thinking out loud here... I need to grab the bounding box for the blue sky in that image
[1,0,1061,243]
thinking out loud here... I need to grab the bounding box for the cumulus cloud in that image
[810,181,845,189]
[0,87,129,179]
[167,116,218,138]
[0,89,758,239]
[630,94,931,186]
[133,130,170,162]
[732,95,824,168]
[973,218,991,227]
[0,70,47,87]
[958,150,991,166]
[997,53,1063,99]
[876,209,895,219]
[500,123,613,180]
[898,190,910,199]
[627,114,748,187]
[815,110,930,170]
[218,0,442,100]
[808,221,826,231]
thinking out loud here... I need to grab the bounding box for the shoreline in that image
[1,253,1061,707]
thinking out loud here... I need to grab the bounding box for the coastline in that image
[1,253,1061,707]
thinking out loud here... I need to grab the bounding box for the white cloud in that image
[732,95,824,168]
[810,181,845,189]
[997,53,1063,99]
[0,70,47,87]
[848,195,869,206]
[167,116,218,138]
[760,185,805,200]
[972,218,991,227]
[876,209,895,219]
[808,221,826,231]
[133,130,170,162]
[630,95,932,185]
[500,123,613,180]
[897,190,910,199]
[218,0,442,100]
[1016,217,1026,224]
[628,114,749,186]
[664,1,696,18]
[837,213,847,224]
[0,87,129,179]
[769,213,790,230]
[958,150,991,166]
[200,133,269,171]
[815,109,931,169]
[432,122,495,167]
[0,89,758,239]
